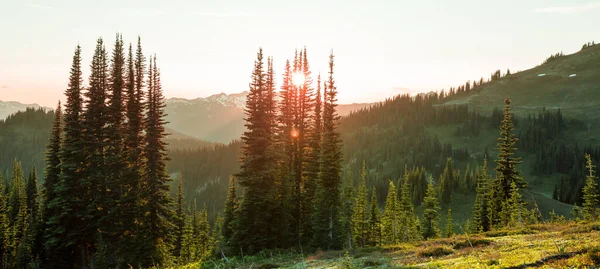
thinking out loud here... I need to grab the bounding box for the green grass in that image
[441,43,600,144]
[171,222,600,268]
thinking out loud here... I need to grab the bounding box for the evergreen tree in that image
[504,181,524,228]
[0,174,9,268]
[303,73,323,245]
[439,158,454,204]
[399,172,419,242]
[142,55,175,265]
[312,52,343,250]
[105,34,127,257]
[235,48,279,252]
[351,161,368,247]
[82,38,110,263]
[275,59,294,248]
[222,176,237,251]
[179,213,194,264]
[445,208,454,238]
[119,39,146,266]
[8,160,24,222]
[25,169,39,228]
[582,154,599,222]
[40,104,62,243]
[45,45,85,267]
[491,98,525,227]
[339,170,355,250]
[473,156,491,232]
[173,174,185,257]
[367,189,381,246]
[382,181,399,244]
[193,205,211,260]
[422,179,440,240]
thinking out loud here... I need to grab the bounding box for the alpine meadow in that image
[1,1,600,268]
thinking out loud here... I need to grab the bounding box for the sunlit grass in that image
[172,221,600,268]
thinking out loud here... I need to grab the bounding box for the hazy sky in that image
[1,0,599,107]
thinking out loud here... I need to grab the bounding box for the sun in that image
[292,72,305,87]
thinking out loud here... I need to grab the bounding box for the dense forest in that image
[0,36,599,268]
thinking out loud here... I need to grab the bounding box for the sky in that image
[1,0,599,107]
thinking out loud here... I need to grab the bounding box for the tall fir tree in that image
[235,48,280,252]
[382,181,399,244]
[222,176,237,249]
[399,172,419,242]
[0,173,8,267]
[142,55,175,265]
[303,72,322,245]
[82,38,110,262]
[104,34,127,257]
[173,174,185,258]
[339,170,355,250]
[275,59,294,248]
[582,154,599,222]
[45,45,86,268]
[367,188,381,246]
[119,39,146,265]
[491,98,525,227]
[473,156,491,233]
[439,158,455,204]
[445,208,454,238]
[312,52,343,250]
[422,179,441,240]
[351,161,368,247]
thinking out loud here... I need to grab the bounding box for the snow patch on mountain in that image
[167,91,248,109]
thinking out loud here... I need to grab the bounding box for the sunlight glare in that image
[292,72,305,87]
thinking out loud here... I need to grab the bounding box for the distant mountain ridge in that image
[165,91,372,143]
[0,100,49,120]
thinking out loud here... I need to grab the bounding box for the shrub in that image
[417,246,454,257]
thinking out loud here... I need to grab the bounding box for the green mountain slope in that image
[442,43,600,127]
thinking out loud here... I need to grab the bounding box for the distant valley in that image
[165,91,372,143]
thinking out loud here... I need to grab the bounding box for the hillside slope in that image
[442,43,600,123]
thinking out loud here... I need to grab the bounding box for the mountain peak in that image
[167,91,248,109]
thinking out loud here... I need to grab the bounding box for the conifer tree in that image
[303,73,323,244]
[45,45,85,268]
[25,170,39,228]
[193,205,211,260]
[25,168,40,261]
[504,181,524,227]
[582,154,599,222]
[368,189,381,246]
[351,161,368,247]
[117,40,146,266]
[422,179,440,240]
[439,158,455,204]
[399,172,419,242]
[174,174,185,257]
[275,59,294,248]
[473,156,491,232]
[235,48,279,252]
[491,98,525,227]
[382,181,399,244]
[222,176,237,250]
[142,55,175,265]
[105,34,126,253]
[0,174,8,267]
[82,38,110,262]
[312,52,343,250]
[445,208,454,238]
[9,160,24,222]
[339,170,355,250]
[179,213,194,264]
